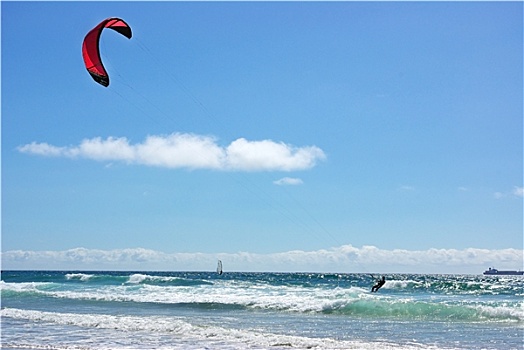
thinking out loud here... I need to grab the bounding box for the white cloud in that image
[225,138,325,171]
[3,246,522,274]
[494,186,524,200]
[18,142,70,157]
[273,177,304,186]
[494,192,505,199]
[18,133,326,172]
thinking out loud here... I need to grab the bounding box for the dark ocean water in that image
[1,271,522,349]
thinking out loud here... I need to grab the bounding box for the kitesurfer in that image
[371,276,386,292]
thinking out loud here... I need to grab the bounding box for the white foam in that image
[475,302,524,322]
[126,273,150,284]
[0,280,51,292]
[0,279,391,315]
[1,308,441,350]
[65,273,94,281]
[125,273,195,285]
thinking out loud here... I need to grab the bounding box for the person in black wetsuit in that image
[371,276,386,292]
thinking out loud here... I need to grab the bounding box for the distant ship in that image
[483,267,524,276]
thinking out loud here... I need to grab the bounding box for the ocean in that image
[1,271,522,349]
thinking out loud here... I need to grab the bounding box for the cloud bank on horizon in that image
[3,245,522,274]
[17,133,326,172]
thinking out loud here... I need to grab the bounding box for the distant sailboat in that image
[217,260,223,275]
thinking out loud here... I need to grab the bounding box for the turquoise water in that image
[1,271,522,349]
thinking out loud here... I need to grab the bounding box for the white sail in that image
[217,260,223,275]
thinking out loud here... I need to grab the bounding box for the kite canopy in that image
[82,17,132,87]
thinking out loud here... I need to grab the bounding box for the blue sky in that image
[2,1,522,273]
